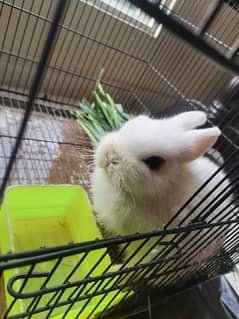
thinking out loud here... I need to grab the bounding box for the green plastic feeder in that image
[0,185,129,318]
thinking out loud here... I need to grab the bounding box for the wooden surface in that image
[0,104,93,189]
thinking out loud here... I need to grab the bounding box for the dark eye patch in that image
[143,156,165,170]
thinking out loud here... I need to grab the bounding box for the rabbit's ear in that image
[173,111,207,130]
[176,127,221,161]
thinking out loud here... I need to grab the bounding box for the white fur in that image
[92,112,234,267]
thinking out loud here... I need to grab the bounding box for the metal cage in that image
[0,0,239,318]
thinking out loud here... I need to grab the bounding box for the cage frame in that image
[0,0,239,318]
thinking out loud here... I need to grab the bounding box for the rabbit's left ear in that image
[173,111,207,130]
[176,127,221,161]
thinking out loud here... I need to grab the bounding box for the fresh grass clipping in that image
[74,69,132,147]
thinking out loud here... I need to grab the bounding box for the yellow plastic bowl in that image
[0,185,129,318]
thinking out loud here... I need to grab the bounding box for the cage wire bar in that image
[128,0,239,74]
[0,0,239,318]
[0,0,69,200]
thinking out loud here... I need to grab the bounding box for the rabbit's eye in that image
[143,156,165,170]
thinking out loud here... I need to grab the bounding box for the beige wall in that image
[0,0,237,113]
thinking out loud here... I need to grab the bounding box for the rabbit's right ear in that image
[173,111,207,130]
[175,127,221,161]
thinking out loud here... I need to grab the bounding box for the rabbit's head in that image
[94,112,221,198]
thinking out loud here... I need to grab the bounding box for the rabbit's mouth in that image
[105,158,120,168]
[103,149,121,169]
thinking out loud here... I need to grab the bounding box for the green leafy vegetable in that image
[74,69,131,147]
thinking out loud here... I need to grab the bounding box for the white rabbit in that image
[92,112,234,280]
